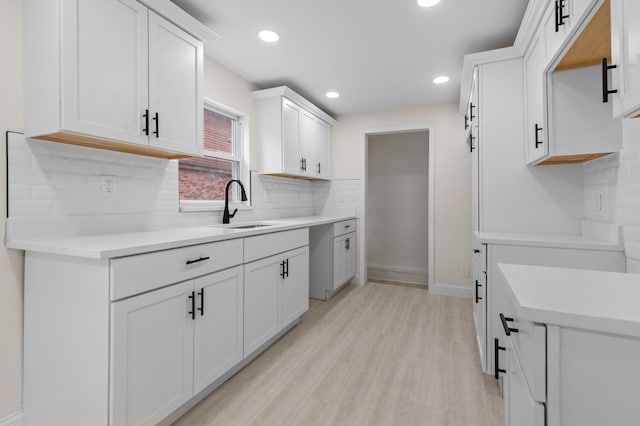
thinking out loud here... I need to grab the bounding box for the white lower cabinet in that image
[110,265,243,426]
[244,246,309,355]
[332,232,356,290]
[505,346,545,426]
[472,258,487,368]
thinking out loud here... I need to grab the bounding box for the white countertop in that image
[6,215,356,259]
[477,231,623,251]
[498,263,640,338]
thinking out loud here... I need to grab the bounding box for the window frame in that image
[179,98,251,212]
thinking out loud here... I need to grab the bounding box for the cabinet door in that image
[61,0,149,146]
[244,256,282,355]
[282,99,302,174]
[192,266,244,395]
[611,0,640,118]
[505,348,545,426]
[473,260,487,371]
[315,119,331,179]
[148,11,203,156]
[299,110,316,177]
[544,0,570,62]
[111,281,194,426]
[280,247,309,326]
[332,234,347,290]
[470,68,480,240]
[524,29,549,164]
[344,232,357,283]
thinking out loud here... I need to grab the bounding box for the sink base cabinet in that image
[22,230,310,425]
[244,246,309,355]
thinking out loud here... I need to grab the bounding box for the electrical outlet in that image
[460,265,470,278]
[101,175,116,197]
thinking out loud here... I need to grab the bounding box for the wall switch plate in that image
[101,175,116,197]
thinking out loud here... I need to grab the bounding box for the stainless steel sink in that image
[228,224,274,229]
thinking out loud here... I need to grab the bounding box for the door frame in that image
[359,124,435,288]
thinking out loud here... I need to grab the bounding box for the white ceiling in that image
[171,0,529,116]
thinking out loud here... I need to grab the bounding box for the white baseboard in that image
[351,273,364,285]
[0,411,23,426]
[429,282,473,299]
[367,264,427,286]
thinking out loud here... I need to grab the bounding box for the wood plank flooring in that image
[173,282,503,426]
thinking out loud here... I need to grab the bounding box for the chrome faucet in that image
[223,179,248,224]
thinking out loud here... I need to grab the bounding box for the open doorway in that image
[359,126,435,288]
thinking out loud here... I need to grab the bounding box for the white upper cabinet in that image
[253,86,336,180]
[24,0,206,159]
[610,0,640,118]
[148,11,203,156]
[525,0,622,165]
[315,119,332,179]
[524,29,549,164]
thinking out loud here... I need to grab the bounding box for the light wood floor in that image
[173,282,504,426]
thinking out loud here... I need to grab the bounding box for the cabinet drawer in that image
[110,239,243,300]
[503,314,546,403]
[244,228,309,263]
[333,219,356,237]
[473,243,487,272]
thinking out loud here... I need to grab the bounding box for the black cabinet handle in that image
[473,249,481,254]
[142,109,149,136]
[470,103,476,121]
[602,57,618,103]
[534,124,543,148]
[494,338,506,379]
[317,162,321,174]
[280,260,286,279]
[285,259,289,278]
[469,135,476,152]
[188,291,195,320]
[500,313,518,336]
[197,288,204,316]
[555,0,569,32]
[475,280,482,303]
[345,238,350,250]
[464,114,469,130]
[153,112,159,138]
[186,256,210,265]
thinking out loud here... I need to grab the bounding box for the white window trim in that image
[180,98,251,213]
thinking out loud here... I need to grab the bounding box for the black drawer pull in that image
[186,256,210,265]
[197,288,204,316]
[473,249,480,254]
[534,124,543,148]
[602,57,618,103]
[500,313,518,336]
[153,112,159,138]
[344,225,351,228]
[494,338,506,379]
[475,280,482,303]
[188,291,195,320]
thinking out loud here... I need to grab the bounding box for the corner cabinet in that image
[253,86,336,180]
[24,0,206,159]
[610,0,640,118]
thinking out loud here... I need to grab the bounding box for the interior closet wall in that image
[367,131,429,285]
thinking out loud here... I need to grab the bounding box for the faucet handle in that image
[229,208,238,219]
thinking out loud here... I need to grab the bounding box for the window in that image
[179,100,249,211]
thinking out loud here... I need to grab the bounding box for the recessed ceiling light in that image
[258,30,280,43]
[418,0,441,7]
[433,75,450,84]
[326,91,340,99]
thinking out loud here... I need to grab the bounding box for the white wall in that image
[331,102,470,287]
[367,131,429,285]
[0,0,24,419]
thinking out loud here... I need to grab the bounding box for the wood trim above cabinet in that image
[554,0,611,72]
[33,132,192,159]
